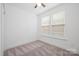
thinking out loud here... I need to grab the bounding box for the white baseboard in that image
[66,48,79,54]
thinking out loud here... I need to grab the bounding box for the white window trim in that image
[40,14,65,39]
[41,32,66,40]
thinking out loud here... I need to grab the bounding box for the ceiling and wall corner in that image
[6,3,60,15]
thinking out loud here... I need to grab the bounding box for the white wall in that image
[5,4,37,50]
[0,3,2,56]
[65,3,79,52]
[38,4,79,53]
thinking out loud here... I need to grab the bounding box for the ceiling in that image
[7,3,60,15]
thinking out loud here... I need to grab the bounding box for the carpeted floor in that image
[4,40,79,56]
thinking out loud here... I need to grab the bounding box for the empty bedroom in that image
[0,3,79,56]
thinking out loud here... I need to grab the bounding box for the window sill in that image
[41,33,67,41]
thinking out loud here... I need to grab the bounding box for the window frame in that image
[40,11,65,39]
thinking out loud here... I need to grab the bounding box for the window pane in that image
[52,11,65,25]
[41,16,50,33]
[41,16,50,26]
[51,11,65,35]
[52,24,64,35]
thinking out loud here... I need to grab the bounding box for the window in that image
[40,11,65,36]
[51,11,65,35]
[41,16,50,33]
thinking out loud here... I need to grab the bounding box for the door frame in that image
[0,3,6,56]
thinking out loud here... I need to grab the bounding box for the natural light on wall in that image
[41,11,65,36]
